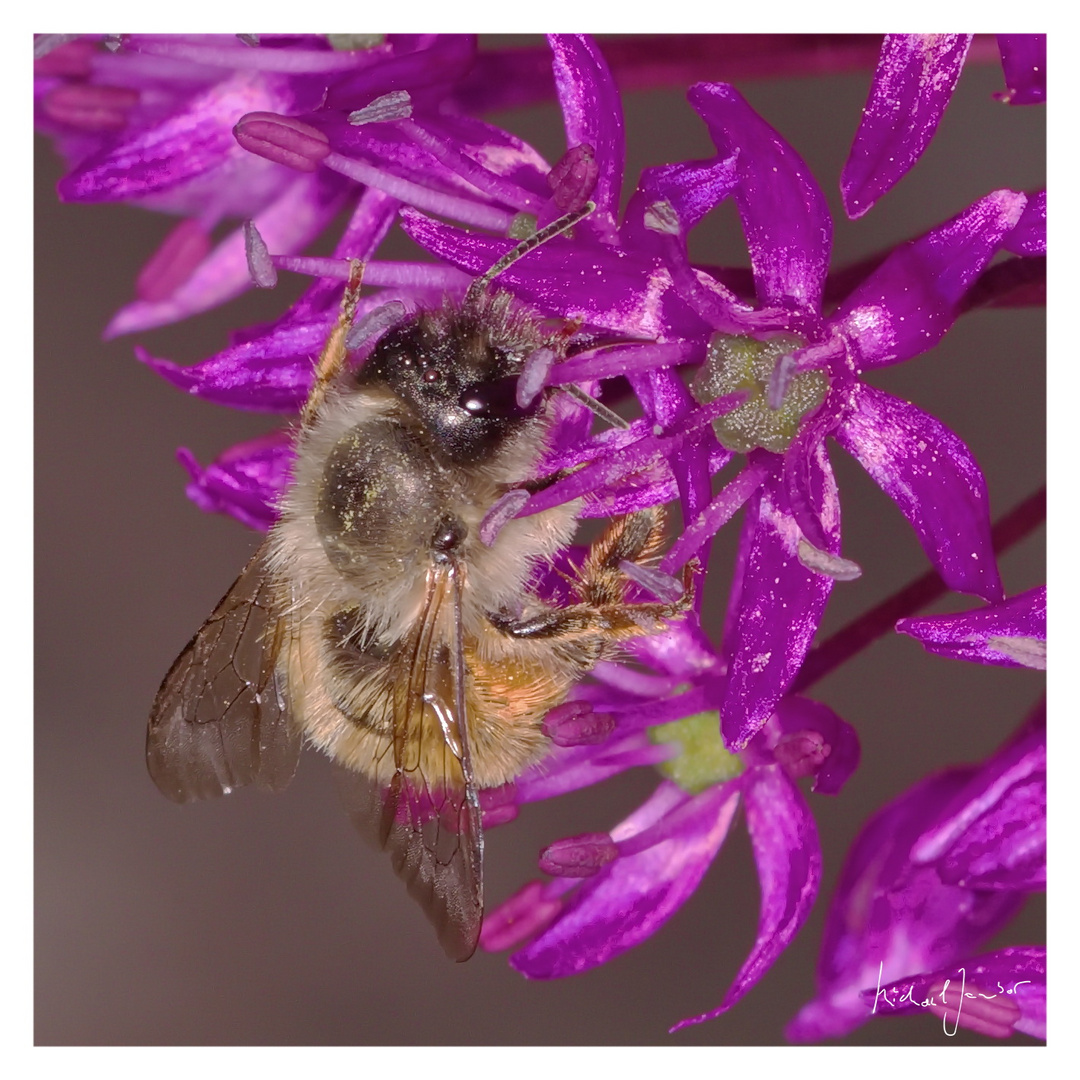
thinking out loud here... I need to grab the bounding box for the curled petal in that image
[836,385,1002,602]
[721,451,838,750]
[898,586,1046,670]
[688,81,831,317]
[760,697,861,795]
[996,35,1046,105]
[511,781,739,978]
[673,766,820,1029]
[106,171,350,337]
[841,35,971,219]
[548,34,623,239]
[1003,190,1046,256]
[622,154,740,257]
[835,189,1028,369]
[177,431,293,529]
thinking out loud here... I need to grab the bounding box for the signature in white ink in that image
[870,962,1031,1036]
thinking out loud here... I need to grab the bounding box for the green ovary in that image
[691,333,828,454]
[650,710,744,794]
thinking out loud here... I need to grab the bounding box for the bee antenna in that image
[557,383,630,431]
[465,201,596,312]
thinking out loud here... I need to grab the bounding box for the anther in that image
[774,730,830,781]
[619,560,685,605]
[797,539,862,581]
[42,84,139,131]
[34,37,94,75]
[233,112,330,172]
[345,301,407,351]
[538,832,619,877]
[479,489,529,547]
[517,346,555,408]
[547,143,598,213]
[242,221,277,288]
[479,783,519,828]
[541,701,616,748]
[348,91,412,125]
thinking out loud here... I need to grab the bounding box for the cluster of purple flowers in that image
[36,33,1045,1041]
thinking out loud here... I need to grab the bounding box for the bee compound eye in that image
[458,375,528,420]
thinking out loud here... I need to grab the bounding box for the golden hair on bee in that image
[147,204,693,961]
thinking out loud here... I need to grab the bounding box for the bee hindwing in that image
[147,543,301,803]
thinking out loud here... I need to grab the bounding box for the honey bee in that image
[147,204,693,960]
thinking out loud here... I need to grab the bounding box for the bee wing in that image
[335,561,484,962]
[147,543,301,803]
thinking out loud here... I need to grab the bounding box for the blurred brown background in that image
[35,37,1045,1046]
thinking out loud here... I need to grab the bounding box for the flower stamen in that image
[233,111,330,172]
[539,833,620,877]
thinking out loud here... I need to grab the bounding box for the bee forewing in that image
[147,544,301,803]
[334,563,483,961]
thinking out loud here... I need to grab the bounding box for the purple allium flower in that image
[788,707,1045,1041]
[842,33,1046,218]
[652,84,1022,750]
[478,619,861,1032]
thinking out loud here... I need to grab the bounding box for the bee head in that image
[356,307,543,466]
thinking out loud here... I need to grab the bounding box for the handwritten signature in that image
[870,962,1031,1037]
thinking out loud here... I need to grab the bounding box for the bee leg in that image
[301,258,365,427]
[575,506,668,607]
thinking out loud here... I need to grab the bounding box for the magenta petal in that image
[898,586,1046,669]
[835,189,1028,369]
[836,385,1002,602]
[137,312,330,412]
[106,172,349,337]
[721,452,838,751]
[548,34,623,240]
[688,82,831,316]
[996,35,1047,105]
[672,767,820,1029]
[510,781,739,978]
[1004,190,1046,256]
[57,69,298,204]
[400,208,707,338]
[177,431,293,529]
[841,35,971,219]
[912,722,1046,892]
